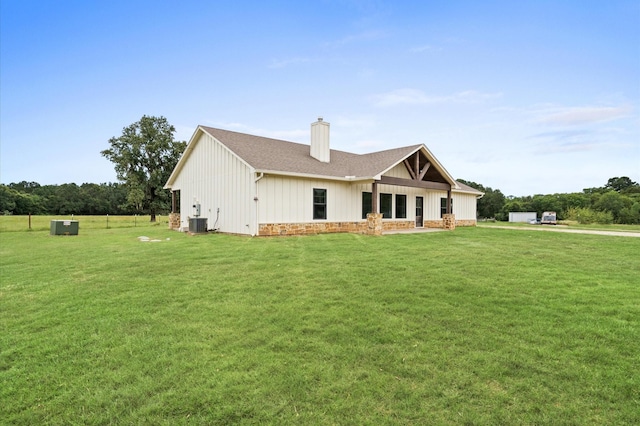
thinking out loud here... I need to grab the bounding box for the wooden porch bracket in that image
[403,152,432,183]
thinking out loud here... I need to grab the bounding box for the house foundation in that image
[258,221,368,236]
[256,216,477,236]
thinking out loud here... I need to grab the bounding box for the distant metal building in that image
[509,212,537,223]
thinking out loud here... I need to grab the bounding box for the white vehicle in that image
[541,211,557,225]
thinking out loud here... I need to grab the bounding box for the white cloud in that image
[536,105,632,126]
[528,128,636,154]
[371,88,502,107]
[322,30,387,49]
[371,88,432,107]
[409,44,442,53]
[268,56,315,69]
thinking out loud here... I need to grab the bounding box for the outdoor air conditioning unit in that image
[189,217,207,233]
[50,220,79,235]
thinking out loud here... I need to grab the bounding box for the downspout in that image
[253,172,264,236]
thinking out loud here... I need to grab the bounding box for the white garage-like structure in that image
[164,118,483,236]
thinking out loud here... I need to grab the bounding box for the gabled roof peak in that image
[165,124,460,189]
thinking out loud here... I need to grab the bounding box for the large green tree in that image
[457,179,506,219]
[101,116,186,221]
[605,176,640,194]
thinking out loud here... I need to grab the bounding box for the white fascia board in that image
[452,187,485,197]
[256,169,374,183]
[164,126,257,189]
[164,126,204,189]
[376,146,422,178]
[419,145,459,189]
[376,144,459,189]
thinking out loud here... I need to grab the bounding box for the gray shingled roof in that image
[200,126,421,179]
[166,125,483,196]
[455,181,484,195]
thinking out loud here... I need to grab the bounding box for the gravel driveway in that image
[480,225,640,238]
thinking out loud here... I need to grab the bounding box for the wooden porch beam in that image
[378,176,451,191]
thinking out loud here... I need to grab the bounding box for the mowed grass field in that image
[1,222,639,424]
[0,215,168,232]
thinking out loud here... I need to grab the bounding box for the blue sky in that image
[1,0,638,196]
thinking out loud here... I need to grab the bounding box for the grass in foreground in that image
[1,227,639,424]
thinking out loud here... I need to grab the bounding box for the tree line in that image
[459,176,640,224]
[3,176,638,224]
[1,115,638,224]
[0,181,138,216]
[1,115,185,220]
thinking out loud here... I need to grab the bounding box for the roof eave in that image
[164,126,204,189]
[256,169,374,182]
[420,144,459,189]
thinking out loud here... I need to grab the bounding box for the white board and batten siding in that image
[452,192,479,221]
[171,132,257,235]
[257,176,359,223]
[257,166,479,224]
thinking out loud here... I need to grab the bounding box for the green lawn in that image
[1,226,639,424]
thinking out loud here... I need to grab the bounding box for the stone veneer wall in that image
[168,213,180,230]
[382,220,415,231]
[257,216,475,236]
[259,221,368,236]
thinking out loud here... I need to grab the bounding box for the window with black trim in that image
[313,188,327,220]
[380,193,392,219]
[440,197,453,218]
[362,192,372,219]
[396,194,407,219]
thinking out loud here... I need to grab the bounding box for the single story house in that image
[164,118,483,236]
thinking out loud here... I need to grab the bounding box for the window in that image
[395,194,407,219]
[380,193,392,219]
[440,197,453,218]
[362,192,372,219]
[313,188,327,220]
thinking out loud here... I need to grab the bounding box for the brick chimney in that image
[310,117,330,163]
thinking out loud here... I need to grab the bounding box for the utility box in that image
[189,218,207,234]
[50,220,79,235]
